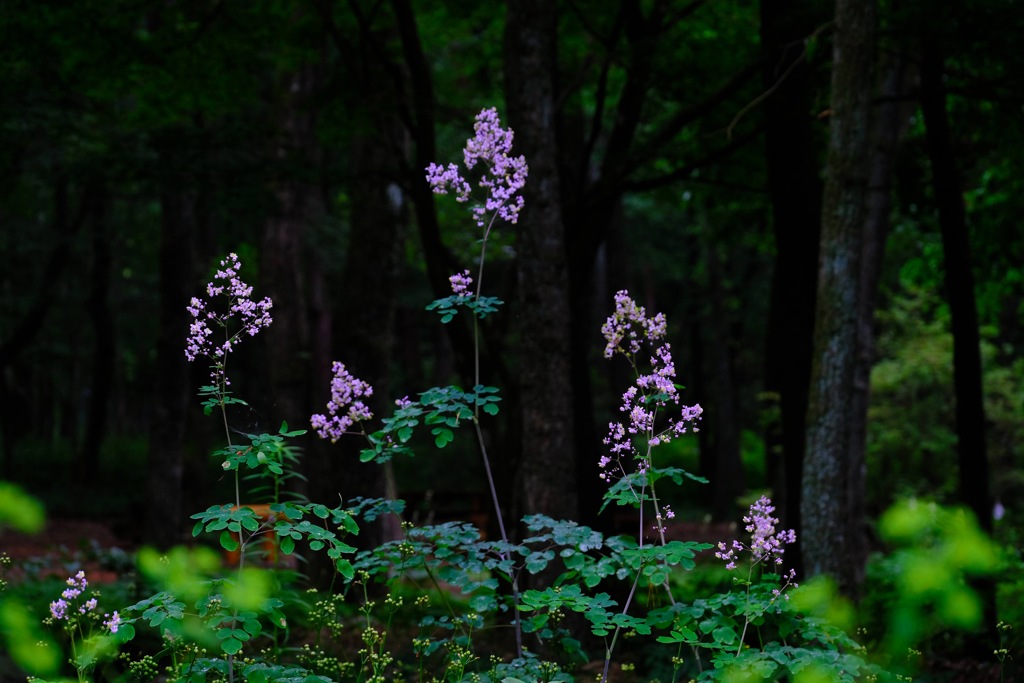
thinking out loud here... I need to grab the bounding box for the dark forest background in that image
[1,0,1022,596]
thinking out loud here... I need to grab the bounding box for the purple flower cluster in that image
[715,496,796,570]
[449,270,473,297]
[599,291,702,482]
[49,570,95,621]
[426,107,528,228]
[104,611,121,633]
[311,362,374,443]
[185,253,273,386]
[601,290,668,360]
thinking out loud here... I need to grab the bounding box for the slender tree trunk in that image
[390,0,478,386]
[1,173,97,476]
[919,44,992,533]
[801,0,875,592]
[760,0,827,575]
[919,39,996,650]
[261,66,319,430]
[707,243,744,520]
[146,153,195,548]
[505,0,578,524]
[80,182,113,484]
[326,130,405,550]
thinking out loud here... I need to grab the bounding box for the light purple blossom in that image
[311,362,374,443]
[50,571,93,621]
[426,107,528,228]
[50,598,68,620]
[185,253,273,386]
[598,291,702,482]
[449,270,473,297]
[601,290,667,360]
[716,496,796,570]
[104,611,121,634]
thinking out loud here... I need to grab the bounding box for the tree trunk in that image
[80,182,113,484]
[707,243,744,520]
[0,173,94,476]
[801,0,875,593]
[850,49,910,522]
[919,44,992,533]
[324,129,405,551]
[261,66,319,431]
[919,38,996,649]
[505,0,578,524]
[760,0,827,575]
[146,151,195,548]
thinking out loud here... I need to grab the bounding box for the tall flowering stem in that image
[600,290,702,545]
[184,253,272,683]
[425,107,528,658]
[599,290,702,681]
[715,496,798,655]
[45,570,120,682]
[185,253,273,513]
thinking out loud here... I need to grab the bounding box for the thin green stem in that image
[602,571,643,682]
[467,210,522,659]
[472,418,522,658]
[736,563,755,656]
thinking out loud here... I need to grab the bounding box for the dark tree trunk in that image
[801,0,875,593]
[80,183,113,484]
[0,173,84,475]
[504,0,578,524]
[707,243,744,520]
[261,66,319,431]
[850,52,910,529]
[563,0,660,528]
[322,129,405,551]
[919,45,992,533]
[390,0,478,385]
[919,39,996,649]
[760,0,827,575]
[146,156,195,548]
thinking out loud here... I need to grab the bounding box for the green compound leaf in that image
[335,559,355,580]
[432,427,454,448]
[219,531,239,552]
[279,534,295,555]
[219,637,243,655]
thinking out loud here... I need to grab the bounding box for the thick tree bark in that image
[849,51,910,530]
[801,0,875,592]
[505,0,578,524]
[760,0,827,576]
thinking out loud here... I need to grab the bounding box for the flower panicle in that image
[598,290,701,482]
[311,362,375,443]
[715,496,797,570]
[184,252,273,387]
[49,571,110,623]
[425,107,528,228]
